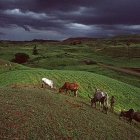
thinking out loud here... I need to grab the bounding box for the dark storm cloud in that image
[0,31,5,35]
[22,25,30,32]
[0,0,140,40]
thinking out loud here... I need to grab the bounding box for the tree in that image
[33,45,38,55]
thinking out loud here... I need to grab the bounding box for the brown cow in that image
[133,112,140,123]
[59,82,79,97]
[119,109,134,123]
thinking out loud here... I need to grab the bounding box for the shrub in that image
[11,53,30,64]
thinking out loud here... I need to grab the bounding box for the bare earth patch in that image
[98,63,140,77]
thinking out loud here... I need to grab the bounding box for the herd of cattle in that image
[41,78,140,124]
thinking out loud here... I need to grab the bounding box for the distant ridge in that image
[0,34,140,43]
[111,34,140,39]
[110,34,140,44]
[0,39,60,44]
[63,37,98,42]
[31,39,60,43]
[63,35,140,43]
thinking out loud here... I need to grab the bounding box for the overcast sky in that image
[0,0,140,41]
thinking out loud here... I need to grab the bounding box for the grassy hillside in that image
[0,42,140,88]
[0,68,140,111]
[0,41,140,68]
[0,88,140,140]
[0,38,140,139]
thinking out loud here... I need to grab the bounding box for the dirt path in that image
[98,63,140,77]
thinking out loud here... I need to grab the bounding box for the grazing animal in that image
[133,112,140,123]
[42,78,54,89]
[110,96,115,112]
[119,109,134,123]
[88,88,109,110]
[59,82,79,97]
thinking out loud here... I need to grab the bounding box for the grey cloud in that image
[0,0,140,40]
[22,25,30,32]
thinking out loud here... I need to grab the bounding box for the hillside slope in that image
[0,69,140,111]
[0,88,140,140]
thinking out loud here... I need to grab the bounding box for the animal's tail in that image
[105,92,109,107]
[88,94,92,99]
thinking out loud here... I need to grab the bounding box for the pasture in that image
[0,37,140,139]
[0,40,140,87]
[0,68,140,111]
[0,88,140,140]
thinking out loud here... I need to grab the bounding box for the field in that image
[0,37,140,139]
[0,88,140,140]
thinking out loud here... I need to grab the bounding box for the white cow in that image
[42,78,54,89]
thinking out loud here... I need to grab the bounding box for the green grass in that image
[0,42,140,67]
[0,68,140,111]
[1,41,138,88]
[0,42,140,79]
[61,65,140,88]
[0,88,140,139]
[0,40,140,139]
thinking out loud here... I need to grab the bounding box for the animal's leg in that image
[74,90,78,97]
[102,105,108,114]
[91,98,96,108]
[91,101,93,107]
[41,83,44,88]
[110,105,114,113]
[65,89,68,94]
[76,91,78,97]
[101,103,104,110]
[128,118,132,124]
[99,102,102,110]
[98,101,102,110]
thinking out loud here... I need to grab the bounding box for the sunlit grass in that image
[0,69,140,111]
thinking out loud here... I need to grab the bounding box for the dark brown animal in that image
[59,82,79,97]
[133,112,140,122]
[119,109,134,123]
[110,96,115,112]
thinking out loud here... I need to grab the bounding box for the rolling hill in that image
[0,67,140,111]
[0,87,140,139]
[0,37,140,139]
